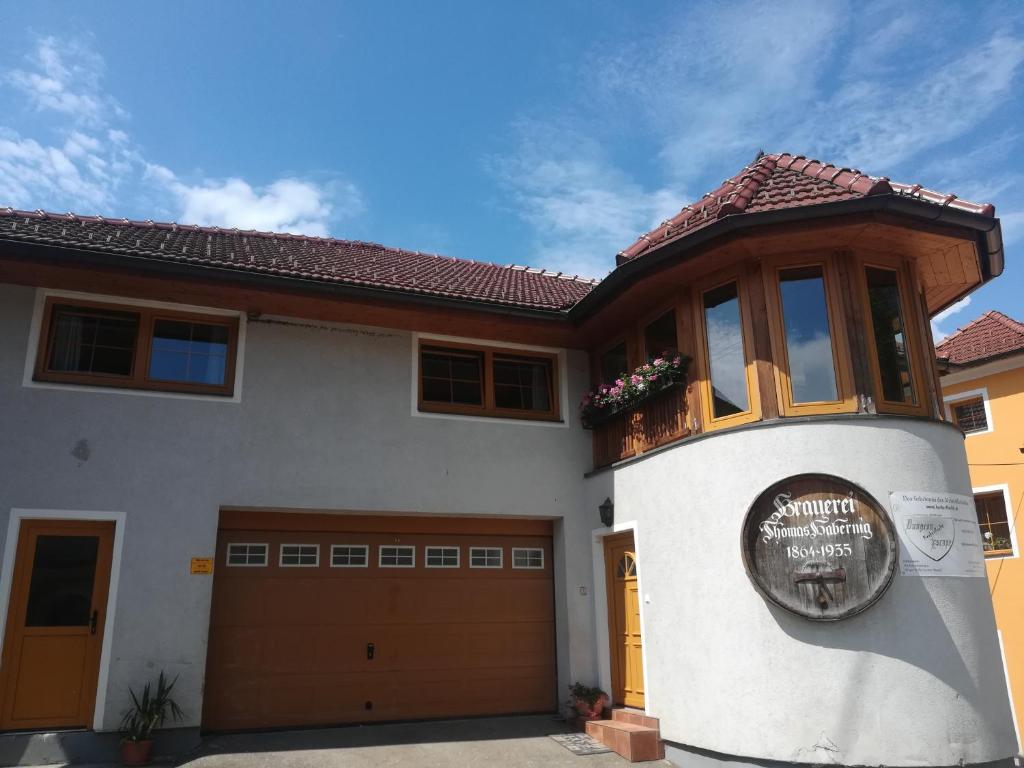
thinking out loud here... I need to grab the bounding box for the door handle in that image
[89,609,98,635]
[367,642,374,660]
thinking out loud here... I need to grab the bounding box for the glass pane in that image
[866,267,916,404]
[778,266,839,404]
[25,535,99,627]
[421,349,483,405]
[644,310,678,361]
[47,305,139,376]
[493,357,552,411]
[703,282,749,418]
[149,319,229,386]
[600,342,628,385]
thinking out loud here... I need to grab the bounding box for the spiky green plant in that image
[119,671,185,743]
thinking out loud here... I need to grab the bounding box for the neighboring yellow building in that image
[938,310,1024,749]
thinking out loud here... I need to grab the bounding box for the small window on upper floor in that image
[643,309,678,362]
[280,544,319,567]
[975,492,1013,556]
[599,341,628,385]
[35,297,238,396]
[952,397,988,433]
[862,265,922,413]
[418,342,559,421]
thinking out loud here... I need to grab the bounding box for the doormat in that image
[548,732,613,755]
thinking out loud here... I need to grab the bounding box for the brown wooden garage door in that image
[202,511,556,731]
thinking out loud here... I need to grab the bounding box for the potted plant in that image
[567,682,608,721]
[579,354,689,429]
[119,671,185,766]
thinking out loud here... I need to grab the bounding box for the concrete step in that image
[584,719,664,762]
[610,708,660,732]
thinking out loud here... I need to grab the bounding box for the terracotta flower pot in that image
[575,694,608,720]
[121,739,153,766]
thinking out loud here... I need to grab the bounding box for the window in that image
[425,546,460,568]
[599,341,628,385]
[643,310,678,361]
[863,265,920,410]
[695,276,759,429]
[226,543,268,566]
[331,545,369,567]
[512,548,544,569]
[952,397,988,433]
[279,544,319,567]
[418,341,559,421]
[469,547,503,568]
[975,492,1013,556]
[380,545,415,568]
[35,296,238,395]
[765,261,855,416]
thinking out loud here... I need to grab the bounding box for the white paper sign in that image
[889,491,986,578]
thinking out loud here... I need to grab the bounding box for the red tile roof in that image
[0,208,597,312]
[617,152,996,263]
[936,311,1024,366]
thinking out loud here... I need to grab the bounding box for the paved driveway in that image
[174,715,666,767]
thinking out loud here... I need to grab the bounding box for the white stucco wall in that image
[0,283,599,730]
[586,418,1017,765]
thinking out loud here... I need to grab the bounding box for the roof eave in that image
[569,194,1004,323]
[0,238,577,322]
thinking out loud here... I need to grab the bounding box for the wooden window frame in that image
[225,543,268,567]
[279,544,320,568]
[763,255,857,416]
[975,490,1014,558]
[692,269,762,431]
[424,545,461,569]
[34,295,239,396]
[330,544,369,568]
[594,335,631,387]
[417,339,560,422]
[856,257,928,416]
[640,301,681,364]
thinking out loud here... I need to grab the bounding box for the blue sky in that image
[1,1,1022,338]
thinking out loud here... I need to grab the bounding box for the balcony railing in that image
[591,381,689,469]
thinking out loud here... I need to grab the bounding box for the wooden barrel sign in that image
[741,474,897,621]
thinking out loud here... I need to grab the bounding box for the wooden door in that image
[605,532,644,708]
[0,519,114,730]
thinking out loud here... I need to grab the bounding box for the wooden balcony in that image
[591,381,690,469]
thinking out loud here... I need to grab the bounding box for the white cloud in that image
[7,36,122,126]
[0,36,363,237]
[488,121,680,278]
[146,166,362,235]
[932,297,973,342]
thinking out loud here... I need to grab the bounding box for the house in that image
[938,310,1024,750]
[0,152,1017,767]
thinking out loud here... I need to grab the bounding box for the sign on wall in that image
[889,491,986,578]
[742,474,897,621]
[190,557,214,575]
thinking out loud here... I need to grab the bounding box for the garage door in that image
[202,511,556,731]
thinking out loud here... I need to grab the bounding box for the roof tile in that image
[936,311,1024,366]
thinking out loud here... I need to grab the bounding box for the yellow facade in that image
[942,356,1024,747]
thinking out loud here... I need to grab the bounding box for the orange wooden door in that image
[0,519,114,731]
[605,532,644,708]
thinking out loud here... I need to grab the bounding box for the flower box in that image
[580,355,690,430]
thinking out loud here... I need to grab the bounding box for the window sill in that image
[984,549,1015,559]
[415,405,565,427]
[25,377,241,403]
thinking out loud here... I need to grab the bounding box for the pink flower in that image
[648,374,658,381]
[615,378,624,388]
[630,374,643,386]
[672,356,681,366]
[653,358,665,366]
[609,387,622,397]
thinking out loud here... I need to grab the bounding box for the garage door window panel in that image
[470,547,503,568]
[331,545,369,567]
[512,548,544,569]
[425,546,460,568]
[226,543,268,567]
[380,545,415,568]
[280,544,319,567]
